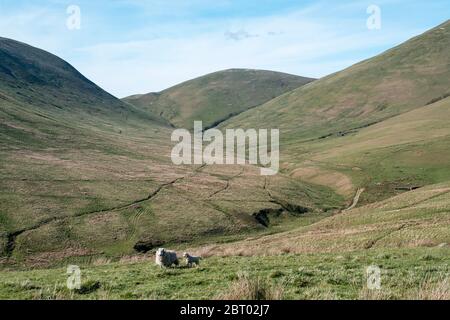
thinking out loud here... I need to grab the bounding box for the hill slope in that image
[289,96,450,203]
[201,181,450,256]
[222,21,450,202]
[0,37,169,149]
[124,69,314,129]
[224,21,450,140]
[1,182,448,299]
[0,23,449,300]
[0,39,338,266]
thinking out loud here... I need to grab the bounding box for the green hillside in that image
[287,96,450,204]
[223,21,450,140]
[221,20,450,202]
[1,183,448,299]
[0,39,338,267]
[124,69,314,130]
[0,37,170,149]
[0,20,449,300]
[206,181,450,256]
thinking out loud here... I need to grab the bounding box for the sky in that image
[0,0,449,97]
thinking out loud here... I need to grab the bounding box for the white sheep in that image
[155,248,179,268]
[183,252,202,267]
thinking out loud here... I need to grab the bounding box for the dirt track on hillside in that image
[344,188,365,212]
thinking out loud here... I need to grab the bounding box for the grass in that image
[197,182,450,258]
[0,22,449,300]
[220,20,450,203]
[0,248,447,300]
[1,182,448,300]
[0,39,343,267]
[292,96,450,204]
[223,21,450,142]
[0,143,342,267]
[216,273,284,300]
[124,69,314,130]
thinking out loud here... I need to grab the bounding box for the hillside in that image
[0,37,169,149]
[287,96,450,203]
[0,39,339,267]
[0,20,449,300]
[223,21,450,140]
[124,69,314,130]
[221,21,450,202]
[0,37,124,113]
[199,181,450,256]
[1,183,448,299]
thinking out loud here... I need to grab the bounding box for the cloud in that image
[224,29,259,41]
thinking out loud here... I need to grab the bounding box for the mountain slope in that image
[222,20,450,203]
[288,96,450,204]
[1,181,448,299]
[0,37,167,121]
[223,21,450,140]
[198,180,450,257]
[0,39,338,266]
[0,37,170,149]
[124,69,314,129]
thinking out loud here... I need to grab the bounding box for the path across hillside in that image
[344,188,365,211]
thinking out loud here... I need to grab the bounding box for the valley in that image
[0,20,449,300]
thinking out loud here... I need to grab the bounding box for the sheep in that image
[155,248,179,268]
[183,252,202,267]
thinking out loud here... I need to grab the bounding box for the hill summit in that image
[124,69,314,130]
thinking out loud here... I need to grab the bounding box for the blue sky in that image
[0,0,448,97]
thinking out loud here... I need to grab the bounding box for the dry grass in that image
[359,288,392,300]
[92,257,112,266]
[119,254,151,265]
[413,276,449,300]
[359,274,450,300]
[217,273,284,300]
[192,182,450,258]
[290,166,354,197]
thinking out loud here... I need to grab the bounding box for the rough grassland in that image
[283,96,450,204]
[194,182,450,257]
[223,21,450,142]
[0,183,448,300]
[221,21,450,204]
[0,38,342,267]
[1,22,450,300]
[124,69,314,130]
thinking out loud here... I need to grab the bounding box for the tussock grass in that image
[217,273,284,300]
[0,248,448,300]
[413,275,449,300]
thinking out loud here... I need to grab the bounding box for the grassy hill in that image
[223,21,450,140]
[0,20,449,300]
[221,20,450,202]
[1,183,448,299]
[0,39,339,267]
[0,37,172,157]
[201,181,450,256]
[123,69,314,130]
[286,96,450,204]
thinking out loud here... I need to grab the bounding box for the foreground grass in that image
[0,248,448,300]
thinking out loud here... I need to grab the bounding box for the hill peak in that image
[222,20,450,140]
[124,68,314,129]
